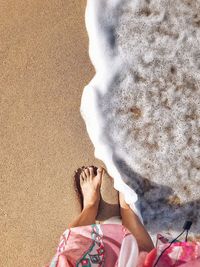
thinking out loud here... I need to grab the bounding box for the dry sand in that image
[0,1,102,266]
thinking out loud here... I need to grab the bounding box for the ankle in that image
[83,202,99,213]
[83,196,100,210]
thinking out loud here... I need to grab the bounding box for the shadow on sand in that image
[113,155,200,236]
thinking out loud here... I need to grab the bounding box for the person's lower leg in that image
[68,204,98,228]
[119,192,154,252]
[68,167,103,228]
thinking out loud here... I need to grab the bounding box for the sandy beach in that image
[1,0,200,265]
[0,1,102,266]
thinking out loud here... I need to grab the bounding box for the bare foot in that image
[119,192,131,210]
[80,166,103,209]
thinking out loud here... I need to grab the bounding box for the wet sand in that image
[0,1,102,266]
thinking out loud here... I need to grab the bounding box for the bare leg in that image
[119,192,154,252]
[68,167,103,228]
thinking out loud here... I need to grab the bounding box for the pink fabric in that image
[181,259,200,267]
[143,242,200,267]
[46,224,133,267]
[46,224,200,267]
[100,224,125,267]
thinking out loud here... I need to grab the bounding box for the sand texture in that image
[1,0,200,265]
[81,0,200,238]
[0,1,104,266]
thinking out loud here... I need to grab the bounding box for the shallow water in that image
[81,0,200,237]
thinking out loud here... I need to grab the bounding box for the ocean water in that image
[81,0,200,237]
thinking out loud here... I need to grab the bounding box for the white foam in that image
[81,0,200,236]
[81,0,140,216]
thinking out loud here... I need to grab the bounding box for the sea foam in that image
[81,0,200,236]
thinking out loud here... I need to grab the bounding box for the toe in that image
[96,167,103,184]
[84,168,90,179]
[97,167,103,175]
[81,170,86,180]
[80,173,84,185]
[88,167,94,178]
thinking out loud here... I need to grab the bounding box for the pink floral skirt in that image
[46,224,200,267]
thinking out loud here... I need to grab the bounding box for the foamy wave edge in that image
[80,0,141,218]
